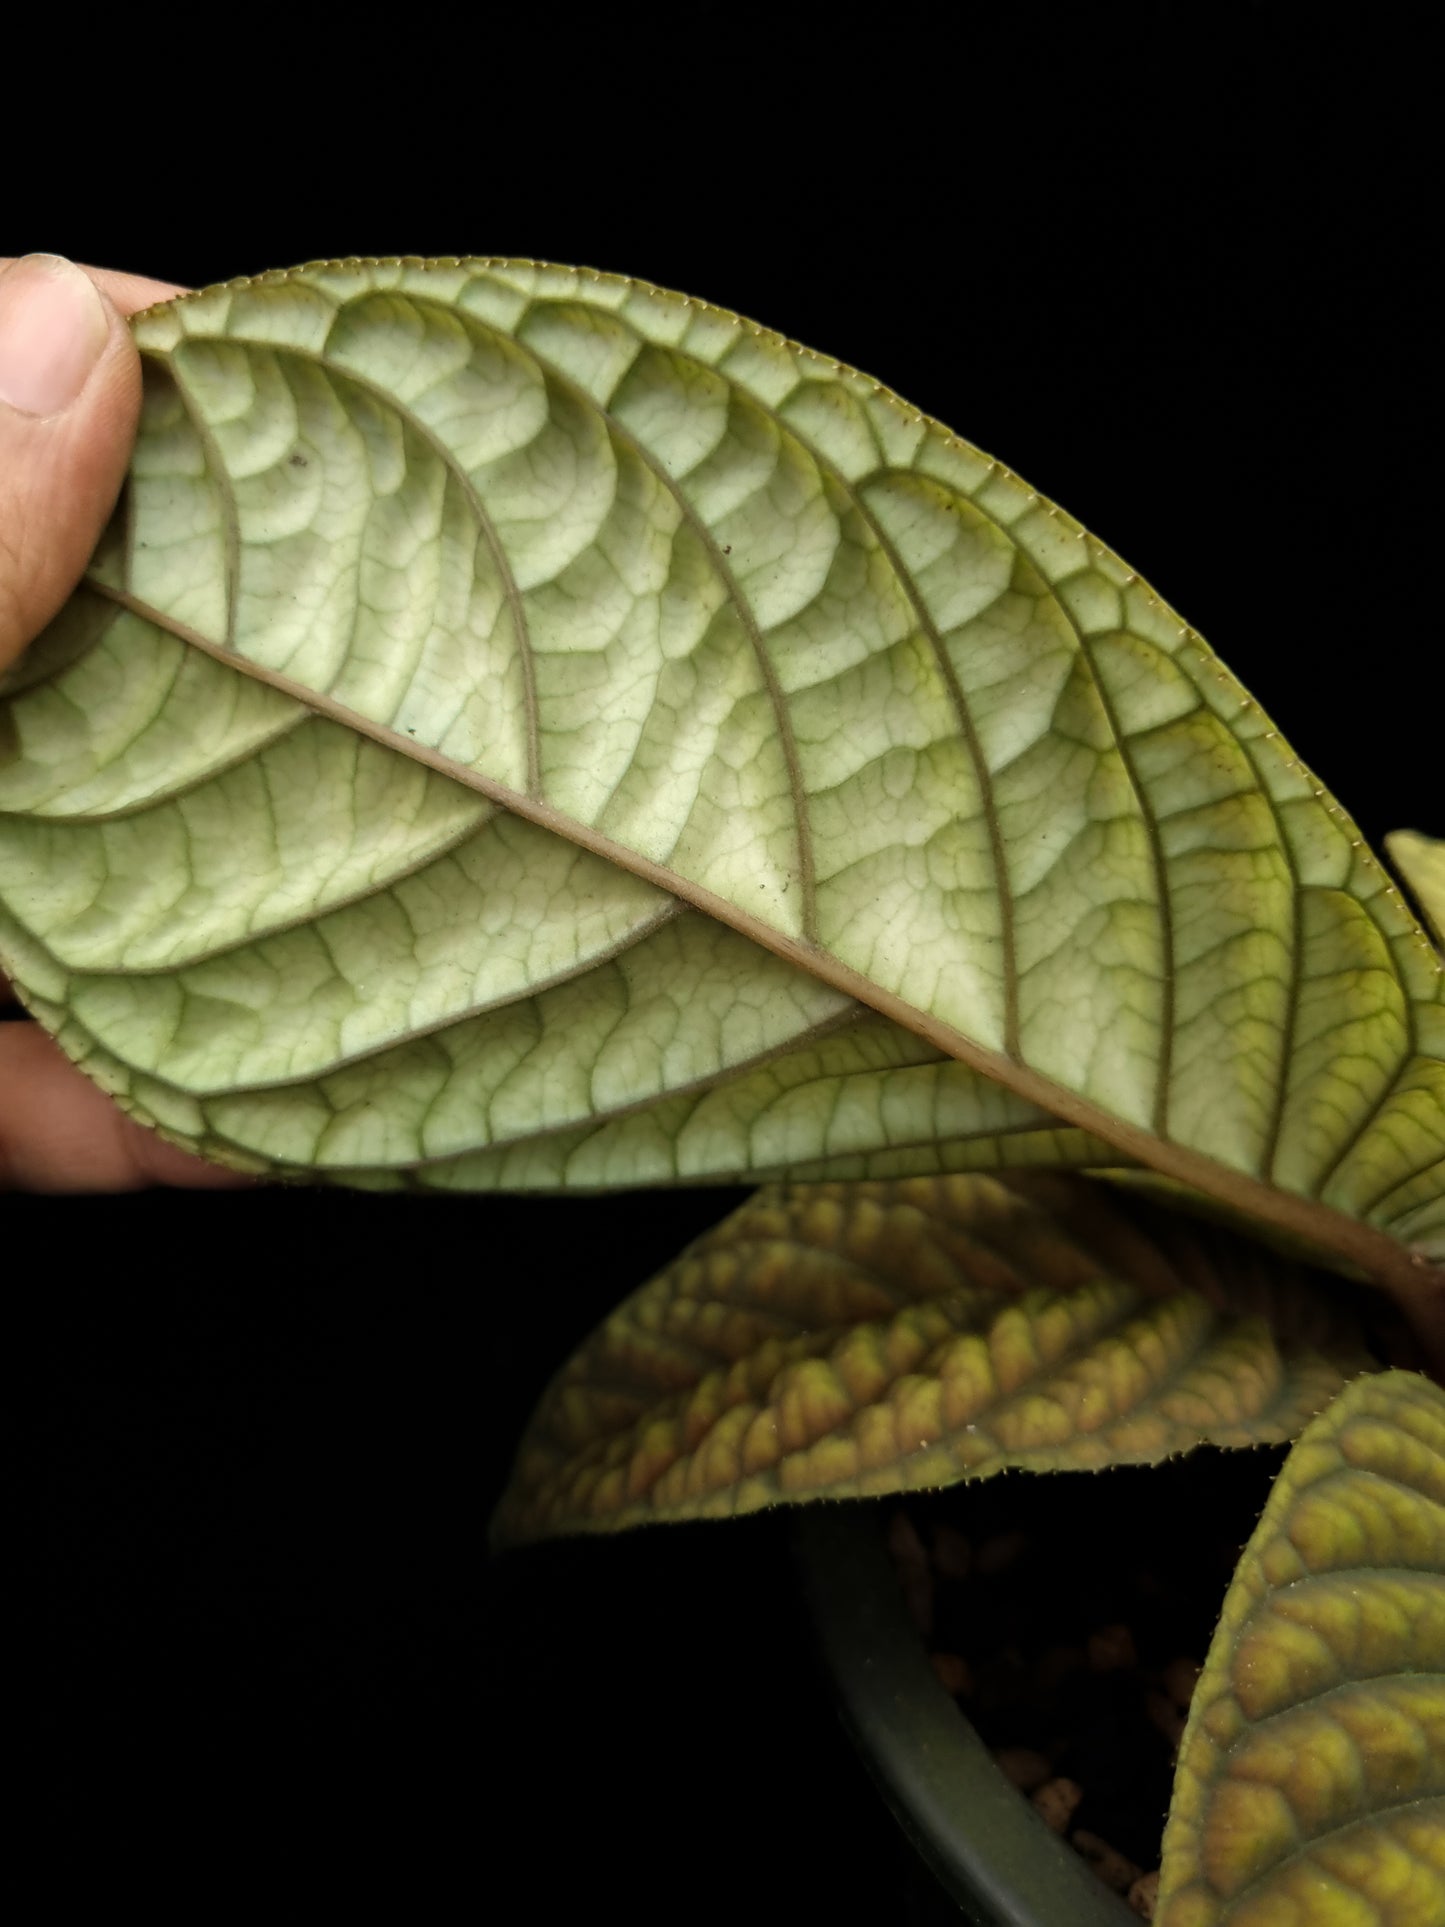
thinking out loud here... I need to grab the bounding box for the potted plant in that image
[3,257,1441,1920]
[791,1493,1144,1925]
[490,1167,1444,1920]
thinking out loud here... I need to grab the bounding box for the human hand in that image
[0,254,253,1189]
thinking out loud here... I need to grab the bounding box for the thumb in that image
[0,253,141,672]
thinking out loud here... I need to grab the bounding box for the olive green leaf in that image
[1157,1368,1445,1927]
[490,1171,1374,1546]
[1387,832,1445,951]
[2,259,1443,1317]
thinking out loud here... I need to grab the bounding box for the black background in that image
[9,8,1435,1917]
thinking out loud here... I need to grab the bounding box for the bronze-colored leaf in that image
[492,1172,1375,1546]
[1387,831,1445,952]
[1157,1369,1445,1926]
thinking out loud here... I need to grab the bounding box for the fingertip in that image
[0,255,109,419]
[0,255,142,670]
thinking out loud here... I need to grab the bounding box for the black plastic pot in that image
[794,1503,1136,1926]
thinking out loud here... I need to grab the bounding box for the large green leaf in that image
[491,1171,1374,1545]
[1157,1368,1445,1926]
[2,258,1443,1314]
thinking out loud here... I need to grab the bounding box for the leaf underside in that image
[490,1171,1374,1546]
[1157,1368,1445,1927]
[0,258,1442,1290]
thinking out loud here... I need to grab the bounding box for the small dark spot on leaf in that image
[722,544,732,554]
[289,452,309,469]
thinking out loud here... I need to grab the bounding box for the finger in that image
[0,263,185,998]
[0,259,187,319]
[0,255,150,672]
[0,257,238,1191]
[0,1022,256,1192]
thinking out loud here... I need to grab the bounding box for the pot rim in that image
[792,1501,1137,1927]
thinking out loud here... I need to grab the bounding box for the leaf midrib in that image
[76,571,1445,1307]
